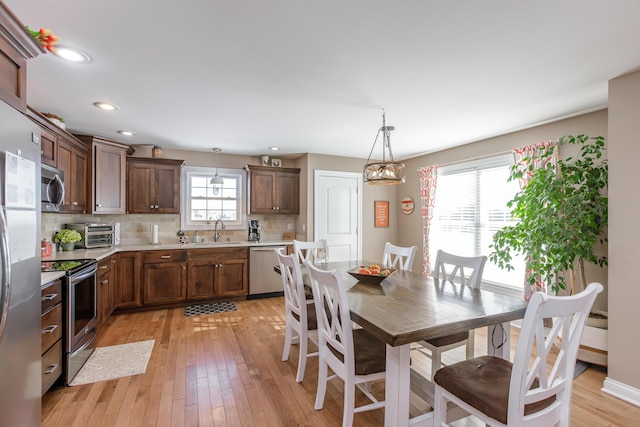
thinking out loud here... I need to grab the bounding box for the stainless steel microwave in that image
[41,164,65,212]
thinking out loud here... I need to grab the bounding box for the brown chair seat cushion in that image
[291,304,318,331]
[433,355,555,424]
[425,331,470,347]
[328,329,386,376]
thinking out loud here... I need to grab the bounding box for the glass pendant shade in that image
[210,147,224,185]
[363,111,406,185]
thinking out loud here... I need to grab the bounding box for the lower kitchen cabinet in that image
[187,248,248,300]
[115,252,141,308]
[142,250,187,305]
[41,278,63,396]
[97,256,115,325]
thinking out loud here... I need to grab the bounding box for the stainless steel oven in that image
[42,259,98,385]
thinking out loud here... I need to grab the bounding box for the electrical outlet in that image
[287,223,292,231]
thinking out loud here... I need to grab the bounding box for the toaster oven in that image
[66,223,115,249]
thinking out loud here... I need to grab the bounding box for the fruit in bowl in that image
[349,265,396,284]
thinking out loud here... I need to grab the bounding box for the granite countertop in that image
[42,240,292,262]
[41,239,292,284]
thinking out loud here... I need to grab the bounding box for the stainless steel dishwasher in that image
[249,245,287,298]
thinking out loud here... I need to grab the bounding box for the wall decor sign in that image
[401,196,414,215]
[271,158,282,167]
[374,200,389,228]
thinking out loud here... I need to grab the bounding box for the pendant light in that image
[210,148,224,186]
[363,110,406,185]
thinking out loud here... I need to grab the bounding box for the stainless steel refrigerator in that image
[0,100,42,426]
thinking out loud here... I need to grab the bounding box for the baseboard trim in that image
[602,377,640,407]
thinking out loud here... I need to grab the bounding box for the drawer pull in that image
[160,255,171,259]
[100,265,109,269]
[42,293,58,301]
[44,364,59,375]
[42,325,58,334]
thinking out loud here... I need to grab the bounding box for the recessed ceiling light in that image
[268,146,280,151]
[53,45,91,63]
[117,130,136,136]
[93,102,119,111]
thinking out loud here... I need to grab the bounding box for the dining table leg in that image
[487,322,512,359]
[384,343,411,427]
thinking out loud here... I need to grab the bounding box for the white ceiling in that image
[7,1,640,160]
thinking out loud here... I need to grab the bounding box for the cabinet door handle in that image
[42,325,58,334]
[97,204,102,207]
[42,293,58,301]
[160,255,171,259]
[150,205,154,209]
[155,205,159,209]
[101,279,109,285]
[72,201,78,206]
[44,364,59,375]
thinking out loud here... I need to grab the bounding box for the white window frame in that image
[430,153,525,296]
[180,166,246,231]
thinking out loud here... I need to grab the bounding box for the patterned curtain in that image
[419,165,438,276]
[512,141,557,300]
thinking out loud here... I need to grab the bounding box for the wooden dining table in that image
[306,260,529,427]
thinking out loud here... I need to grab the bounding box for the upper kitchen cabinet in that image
[28,109,89,213]
[75,135,128,214]
[127,157,183,214]
[0,6,42,112]
[244,165,300,214]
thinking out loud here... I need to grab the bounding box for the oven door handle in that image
[70,265,97,284]
[72,328,96,354]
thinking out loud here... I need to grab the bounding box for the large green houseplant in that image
[489,134,608,295]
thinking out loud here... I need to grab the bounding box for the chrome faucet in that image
[214,219,226,242]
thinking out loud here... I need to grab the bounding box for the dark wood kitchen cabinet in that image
[97,256,116,325]
[127,157,183,214]
[76,135,128,214]
[41,278,63,396]
[142,250,187,305]
[115,251,142,308]
[0,7,42,112]
[244,165,300,214]
[57,136,88,213]
[187,247,248,300]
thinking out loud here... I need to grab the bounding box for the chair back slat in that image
[433,250,487,288]
[276,249,306,321]
[294,239,327,264]
[382,242,417,271]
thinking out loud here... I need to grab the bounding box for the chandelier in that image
[363,110,406,185]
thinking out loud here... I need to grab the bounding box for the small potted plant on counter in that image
[53,229,82,251]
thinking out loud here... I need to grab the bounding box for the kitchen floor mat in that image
[69,339,154,386]
[184,301,238,317]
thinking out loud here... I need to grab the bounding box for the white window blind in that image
[429,154,525,289]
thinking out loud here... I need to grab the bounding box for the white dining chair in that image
[416,249,488,380]
[382,242,417,271]
[276,249,318,383]
[293,239,327,264]
[305,260,386,427]
[433,282,603,427]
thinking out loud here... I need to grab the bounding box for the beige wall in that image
[608,69,640,390]
[297,153,400,264]
[398,109,609,308]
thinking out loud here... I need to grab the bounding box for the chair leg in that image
[433,385,447,427]
[282,323,293,362]
[315,357,328,410]
[296,333,308,383]
[343,378,356,427]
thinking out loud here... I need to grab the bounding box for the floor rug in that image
[184,301,238,317]
[69,340,155,386]
[574,360,591,380]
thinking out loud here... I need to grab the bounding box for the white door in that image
[314,170,361,261]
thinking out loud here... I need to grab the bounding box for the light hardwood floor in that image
[42,297,638,426]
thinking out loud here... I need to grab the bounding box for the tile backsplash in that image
[42,213,297,247]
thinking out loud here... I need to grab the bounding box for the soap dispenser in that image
[193,231,200,243]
